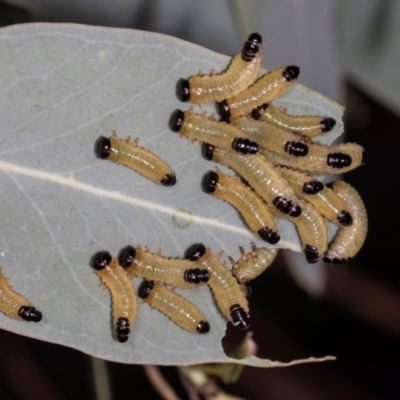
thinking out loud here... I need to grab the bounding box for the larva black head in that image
[323,254,347,265]
[184,243,206,261]
[241,32,262,62]
[201,143,215,160]
[258,227,280,245]
[169,109,185,132]
[115,317,130,343]
[250,103,268,120]
[161,173,176,186]
[230,304,250,330]
[362,151,367,165]
[303,181,324,194]
[118,245,136,269]
[326,152,352,168]
[272,196,302,217]
[304,245,319,264]
[201,170,218,194]
[231,138,259,154]
[176,79,190,102]
[282,65,300,82]
[18,306,42,322]
[184,268,210,284]
[138,280,155,299]
[197,321,210,334]
[94,136,111,159]
[320,117,336,133]
[337,210,353,227]
[284,141,309,157]
[90,251,112,271]
[216,100,231,121]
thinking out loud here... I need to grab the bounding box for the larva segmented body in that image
[176,33,263,105]
[201,143,301,217]
[229,242,278,284]
[201,168,280,244]
[118,245,210,289]
[169,109,259,154]
[323,181,368,265]
[270,200,328,263]
[261,142,366,175]
[90,251,137,343]
[231,116,309,157]
[0,268,42,322]
[185,243,250,329]
[276,167,353,226]
[251,103,336,137]
[216,65,300,121]
[94,131,176,186]
[138,280,210,334]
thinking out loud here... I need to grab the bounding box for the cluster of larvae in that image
[169,32,368,265]
[90,242,271,342]
[0,267,42,323]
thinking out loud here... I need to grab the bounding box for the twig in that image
[143,365,181,400]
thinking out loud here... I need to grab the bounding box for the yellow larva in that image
[202,143,301,217]
[216,65,300,121]
[323,181,368,265]
[184,243,250,329]
[176,32,263,105]
[169,108,259,154]
[276,167,353,226]
[90,251,137,343]
[229,242,278,284]
[270,199,328,263]
[0,267,42,322]
[231,116,310,157]
[261,141,367,175]
[94,131,176,186]
[138,280,210,334]
[201,167,280,244]
[118,244,210,289]
[251,103,336,137]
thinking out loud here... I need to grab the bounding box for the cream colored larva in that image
[323,181,368,264]
[185,243,250,329]
[138,280,210,334]
[251,103,336,137]
[176,33,263,105]
[0,268,42,322]
[229,242,278,284]
[118,245,210,289]
[90,251,137,343]
[216,65,300,121]
[94,131,176,186]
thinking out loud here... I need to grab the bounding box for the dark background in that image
[0,1,399,399]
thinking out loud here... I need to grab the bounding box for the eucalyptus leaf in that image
[0,23,341,365]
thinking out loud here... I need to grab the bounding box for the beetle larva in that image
[231,116,309,157]
[0,268,42,322]
[229,242,278,284]
[251,103,336,137]
[270,200,328,263]
[94,131,176,186]
[138,280,210,334]
[176,32,263,105]
[118,245,210,289]
[184,243,250,329]
[90,251,137,343]
[169,108,259,154]
[216,65,300,121]
[201,143,301,217]
[201,168,280,244]
[261,141,367,175]
[323,181,368,265]
[276,167,353,226]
